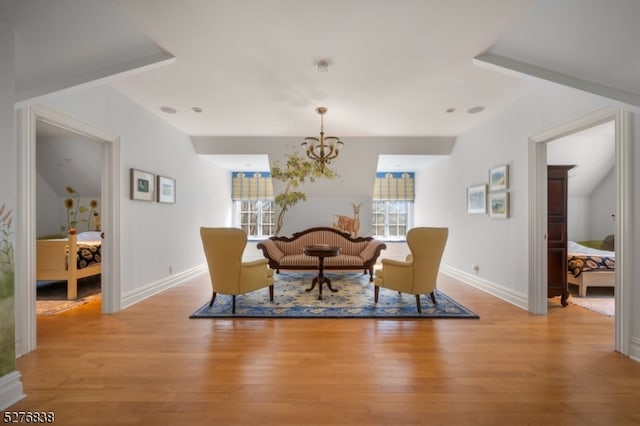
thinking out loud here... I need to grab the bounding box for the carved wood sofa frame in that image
[257,227,387,282]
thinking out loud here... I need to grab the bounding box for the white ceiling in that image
[36,121,103,197]
[547,120,615,197]
[7,0,640,138]
[6,0,638,189]
[108,0,534,138]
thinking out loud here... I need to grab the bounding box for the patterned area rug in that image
[36,276,101,316]
[190,272,479,319]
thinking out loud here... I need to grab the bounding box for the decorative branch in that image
[271,150,338,236]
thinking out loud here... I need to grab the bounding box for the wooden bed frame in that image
[36,232,101,299]
[567,271,615,297]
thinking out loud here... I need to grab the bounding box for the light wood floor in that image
[10,273,640,425]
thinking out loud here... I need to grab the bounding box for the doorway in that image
[15,105,122,356]
[528,106,631,356]
[547,121,615,315]
[35,120,104,314]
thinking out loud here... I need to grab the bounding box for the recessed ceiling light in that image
[160,106,177,114]
[315,59,330,73]
[446,108,456,113]
[192,107,203,113]
[467,106,485,114]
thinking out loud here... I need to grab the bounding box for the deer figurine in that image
[334,203,361,237]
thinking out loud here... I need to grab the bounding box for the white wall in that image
[567,169,615,243]
[41,85,231,297]
[0,18,22,409]
[416,81,640,358]
[277,196,371,237]
[416,82,617,298]
[35,174,63,236]
[567,197,589,242]
[35,173,102,237]
[589,168,615,240]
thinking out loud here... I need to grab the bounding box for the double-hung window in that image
[372,172,414,240]
[231,172,275,239]
[235,200,275,238]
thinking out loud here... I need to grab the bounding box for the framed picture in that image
[489,192,509,219]
[489,165,509,192]
[130,168,155,201]
[467,184,487,214]
[157,175,176,204]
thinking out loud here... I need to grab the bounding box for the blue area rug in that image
[190,272,479,319]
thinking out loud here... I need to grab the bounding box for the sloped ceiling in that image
[7,0,636,196]
[478,0,640,106]
[36,121,103,197]
[547,120,614,197]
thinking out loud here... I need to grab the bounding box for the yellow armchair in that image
[374,227,448,313]
[200,227,274,313]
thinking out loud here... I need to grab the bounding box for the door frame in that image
[528,106,631,355]
[15,105,121,356]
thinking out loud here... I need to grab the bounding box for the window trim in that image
[233,200,275,239]
[372,200,414,241]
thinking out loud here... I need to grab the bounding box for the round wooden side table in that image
[303,245,341,300]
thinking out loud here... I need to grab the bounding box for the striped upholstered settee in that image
[256,227,387,282]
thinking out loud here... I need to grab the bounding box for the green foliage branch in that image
[270,150,339,236]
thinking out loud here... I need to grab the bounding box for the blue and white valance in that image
[231,172,274,201]
[373,172,415,201]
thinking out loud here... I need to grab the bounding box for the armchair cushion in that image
[374,227,448,313]
[200,227,274,313]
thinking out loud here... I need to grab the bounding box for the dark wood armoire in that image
[547,165,574,306]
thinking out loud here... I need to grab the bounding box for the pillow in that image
[576,240,603,250]
[77,231,102,242]
[601,234,614,251]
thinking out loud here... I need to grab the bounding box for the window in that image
[231,171,275,238]
[372,200,413,239]
[372,172,415,240]
[235,200,275,238]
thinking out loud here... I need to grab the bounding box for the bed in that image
[566,240,615,297]
[36,231,102,299]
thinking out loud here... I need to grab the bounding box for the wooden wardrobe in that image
[547,165,574,306]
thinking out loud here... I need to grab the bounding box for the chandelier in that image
[301,107,344,171]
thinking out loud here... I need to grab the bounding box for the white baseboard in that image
[629,336,640,362]
[0,371,25,410]
[121,265,207,309]
[441,264,528,310]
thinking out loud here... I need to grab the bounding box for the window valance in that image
[231,172,274,201]
[373,172,415,201]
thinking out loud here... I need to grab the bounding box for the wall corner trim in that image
[0,371,25,410]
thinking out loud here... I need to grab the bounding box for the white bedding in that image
[568,241,615,258]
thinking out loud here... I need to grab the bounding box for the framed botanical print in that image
[467,184,487,214]
[157,175,176,204]
[130,168,155,201]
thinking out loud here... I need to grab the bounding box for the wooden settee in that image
[257,227,387,282]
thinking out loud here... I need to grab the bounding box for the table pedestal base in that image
[302,246,341,300]
[306,274,338,300]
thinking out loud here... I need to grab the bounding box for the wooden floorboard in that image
[9,273,640,425]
